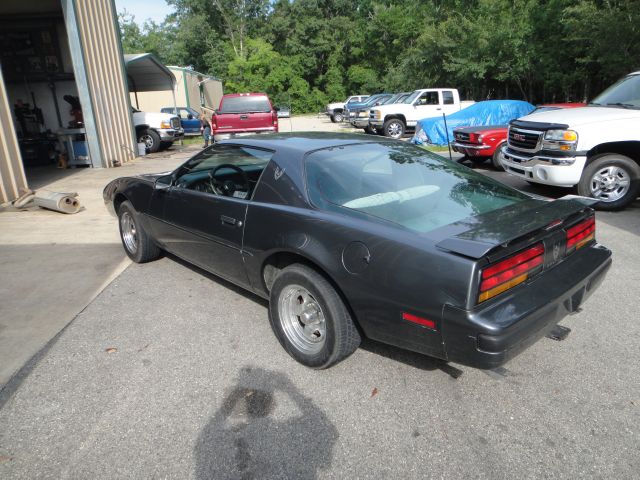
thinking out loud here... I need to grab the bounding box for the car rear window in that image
[305,142,529,233]
[219,96,272,114]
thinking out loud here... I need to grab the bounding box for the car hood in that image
[133,111,177,122]
[454,125,507,134]
[518,106,640,127]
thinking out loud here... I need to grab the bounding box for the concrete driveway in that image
[1,156,638,478]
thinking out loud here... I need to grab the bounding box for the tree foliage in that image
[119,0,640,113]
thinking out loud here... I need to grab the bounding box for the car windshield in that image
[403,91,422,104]
[176,145,272,177]
[306,142,529,233]
[219,96,272,113]
[590,74,640,109]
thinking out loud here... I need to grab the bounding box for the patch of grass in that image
[422,145,452,153]
[180,136,204,146]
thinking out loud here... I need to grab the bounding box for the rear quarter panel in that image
[242,203,475,359]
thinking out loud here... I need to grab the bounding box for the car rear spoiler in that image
[436,196,599,259]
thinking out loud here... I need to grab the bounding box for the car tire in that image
[117,201,161,263]
[492,143,505,170]
[382,118,405,139]
[138,129,161,153]
[269,264,361,369]
[364,126,377,135]
[577,153,640,211]
[331,111,343,123]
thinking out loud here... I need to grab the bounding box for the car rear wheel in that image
[138,129,161,153]
[269,264,361,369]
[331,112,343,123]
[382,119,405,139]
[492,143,505,170]
[117,201,160,263]
[577,153,640,211]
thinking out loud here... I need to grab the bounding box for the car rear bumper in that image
[442,244,612,369]
[451,142,492,157]
[500,147,586,186]
[214,129,277,142]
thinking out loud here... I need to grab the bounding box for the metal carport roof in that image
[124,53,176,92]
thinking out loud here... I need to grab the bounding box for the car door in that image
[411,90,442,124]
[180,108,201,134]
[149,145,273,289]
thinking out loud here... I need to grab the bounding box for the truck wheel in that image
[577,153,640,210]
[383,119,405,139]
[492,143,505,170]
[331,111,343,123]
[138,129,161,153]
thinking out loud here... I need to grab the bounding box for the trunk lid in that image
[214,111,275,133]
[436,196,598,259]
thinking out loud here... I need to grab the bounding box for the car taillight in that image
[478,243,545,303]
[566,215,595,254]
[211,114,217,130]
[272,111,278,130]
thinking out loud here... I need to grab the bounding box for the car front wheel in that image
[577,153,640,210]
[117,201,161,263]
[331,112,343,123]
[269,264,361,369]
[382,119,405,139]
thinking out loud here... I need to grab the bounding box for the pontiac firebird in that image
[103,133,611,369]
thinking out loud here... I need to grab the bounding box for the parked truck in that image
[133,107,184,153]
[368,88,475,139]
[324,95,369,123]
[500,72,640,210]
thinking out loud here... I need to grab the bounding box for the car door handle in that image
[240,115,248,120]
[220,215,242,227]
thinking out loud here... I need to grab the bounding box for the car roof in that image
[218,132,398,156]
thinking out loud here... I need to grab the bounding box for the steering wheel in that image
[208,164,250,197]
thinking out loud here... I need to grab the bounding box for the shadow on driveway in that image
[194,367,337,480]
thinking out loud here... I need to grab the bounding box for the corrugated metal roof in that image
[124,53,176,92]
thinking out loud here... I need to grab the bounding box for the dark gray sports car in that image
[103,133,611,369]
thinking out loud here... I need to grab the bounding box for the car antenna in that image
[442,112,453,161]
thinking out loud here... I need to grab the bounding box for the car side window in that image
[442,91,454,105]
[416,91,439,106]
[173,145,273,200]
[178,108,191,119]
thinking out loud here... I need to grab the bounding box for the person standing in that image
[201,109,212,148]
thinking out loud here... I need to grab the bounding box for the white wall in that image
[6,80,79,133]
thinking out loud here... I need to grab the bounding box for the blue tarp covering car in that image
[411,100,535,146]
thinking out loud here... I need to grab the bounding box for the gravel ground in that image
[1,131,639,479]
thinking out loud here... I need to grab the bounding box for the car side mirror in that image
[187,114,194,119]
[155,174,173,190]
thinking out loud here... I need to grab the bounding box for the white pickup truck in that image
[369,88,474,138]
[132,108,184,153]
[500,72,640,210]
[324,95,369,123]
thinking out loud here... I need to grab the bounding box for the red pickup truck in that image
[452,103,585,169]
[212,93,278,141]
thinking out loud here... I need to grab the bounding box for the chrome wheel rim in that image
[335,114,343,122]
[140,134,154,149]
[387,122,402,138]
[120,211,138,254]
[590,165,630,202]
[278,285,326,354]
